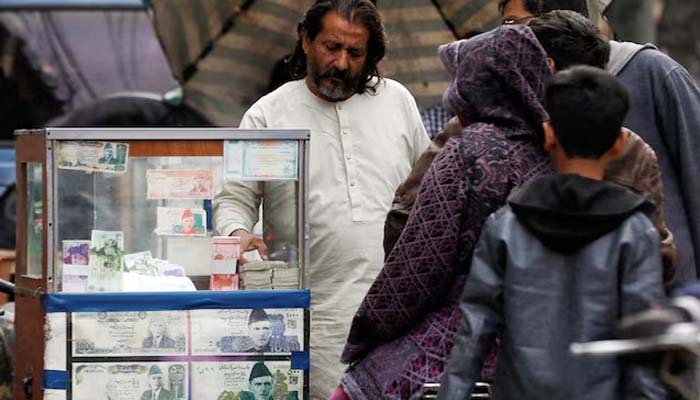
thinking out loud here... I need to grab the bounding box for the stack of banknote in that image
[241,261,273,290]
[272,265,299,289]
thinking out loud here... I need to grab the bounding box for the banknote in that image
[57,141,128,174]
[123,251,158,276]
[224,140,299,180]
[212,236,240,274]
[146,169,213,199]
[72,310,187,356]
[192,361,303,400]
[87,230,124,292]
[190,308,303,354]
[72,362,188,400]
[156,207,207,236]
[62,240,90,293]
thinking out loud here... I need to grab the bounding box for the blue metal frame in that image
[45,290,311,313]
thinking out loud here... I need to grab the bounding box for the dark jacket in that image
[438,174,667,400]
[609,40,700,285]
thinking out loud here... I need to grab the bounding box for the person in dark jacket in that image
[438,66,666,400]
[338,25,553,400]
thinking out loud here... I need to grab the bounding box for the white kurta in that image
[213,78,429,399]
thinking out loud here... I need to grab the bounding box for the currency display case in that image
[14,128,311,400]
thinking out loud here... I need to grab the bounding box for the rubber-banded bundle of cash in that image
[241,261,274,290]
[272,264,299,289]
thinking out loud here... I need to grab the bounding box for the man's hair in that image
[527,10,610,70]
[497,0,589,17]
[289,0,385,94]
[497,0,540,15]
[545,65,629,158]
[540,0,589,16]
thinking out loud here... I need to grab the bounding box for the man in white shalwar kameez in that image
[213,1,429,398]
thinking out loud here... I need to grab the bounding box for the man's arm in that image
[620,222,667,399]
[658,65,700,274]
[437,216,504,400]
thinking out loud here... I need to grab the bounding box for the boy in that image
[437,66,666,400]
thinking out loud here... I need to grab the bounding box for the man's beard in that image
[309,62,363,101]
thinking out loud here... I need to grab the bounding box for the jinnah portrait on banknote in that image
[142,316,177,349]
[140,365,173,400]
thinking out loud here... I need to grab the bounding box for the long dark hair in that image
[288,0,386,94]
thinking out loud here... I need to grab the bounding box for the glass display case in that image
[14,128,311,400]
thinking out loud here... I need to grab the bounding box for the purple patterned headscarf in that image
[439,25,550,133]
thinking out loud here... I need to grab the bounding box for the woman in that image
[336,25,554,399]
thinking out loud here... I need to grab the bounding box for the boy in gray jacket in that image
[438,66,666,400]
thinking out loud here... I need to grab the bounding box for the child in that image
[437,66,666,400]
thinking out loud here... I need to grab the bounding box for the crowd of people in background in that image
[212,0,700,399]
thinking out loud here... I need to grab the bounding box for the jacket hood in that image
[508,174,655,252]
[438,25,551,137]
[607,40,657,76]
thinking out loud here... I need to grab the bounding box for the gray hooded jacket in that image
[609,40,700,285]
[438,174,666,400]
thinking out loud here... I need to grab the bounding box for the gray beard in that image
[318,84,353,101]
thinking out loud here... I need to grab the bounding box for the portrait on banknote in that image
[57,141,128,174]
[146,169,213,200]
[190,309,303,355]
[72,311,187,356]
[192,361,302,400]
[156,207,207,237]
[87,230,124,292]
[72,362,187,400]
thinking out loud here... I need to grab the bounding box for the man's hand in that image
[231,229,269,262]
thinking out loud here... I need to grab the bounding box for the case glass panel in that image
[52,140,303,293]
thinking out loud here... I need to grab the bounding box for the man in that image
[213,0,430,397]
[235,363,274,400]
[498,0,700,285]
[98,143,118,164]
[140,365,172,400]
[142,317,176,349]
[245,309,272,352]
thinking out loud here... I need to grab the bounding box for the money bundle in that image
[272,265,299,289]
[241,261,274,290]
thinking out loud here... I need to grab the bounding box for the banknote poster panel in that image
[190,308,303,355]
[57,141,128,174]
[192,361,302,400]
[156,207,207,237]
[146,169,213,200]
[224,140,298,181]
[72,310,187,356]
[87,230,124,292]
[72,362,187,400]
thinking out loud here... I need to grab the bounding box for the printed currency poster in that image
[192,361,303,400]
[224,140,298,180]
[72,362,187,400]
[146,169,213,200]
[72,311,187,356]
[57,141,129,174]
[190,309,303,354]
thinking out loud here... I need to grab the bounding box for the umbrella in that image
[151,0,503,126]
